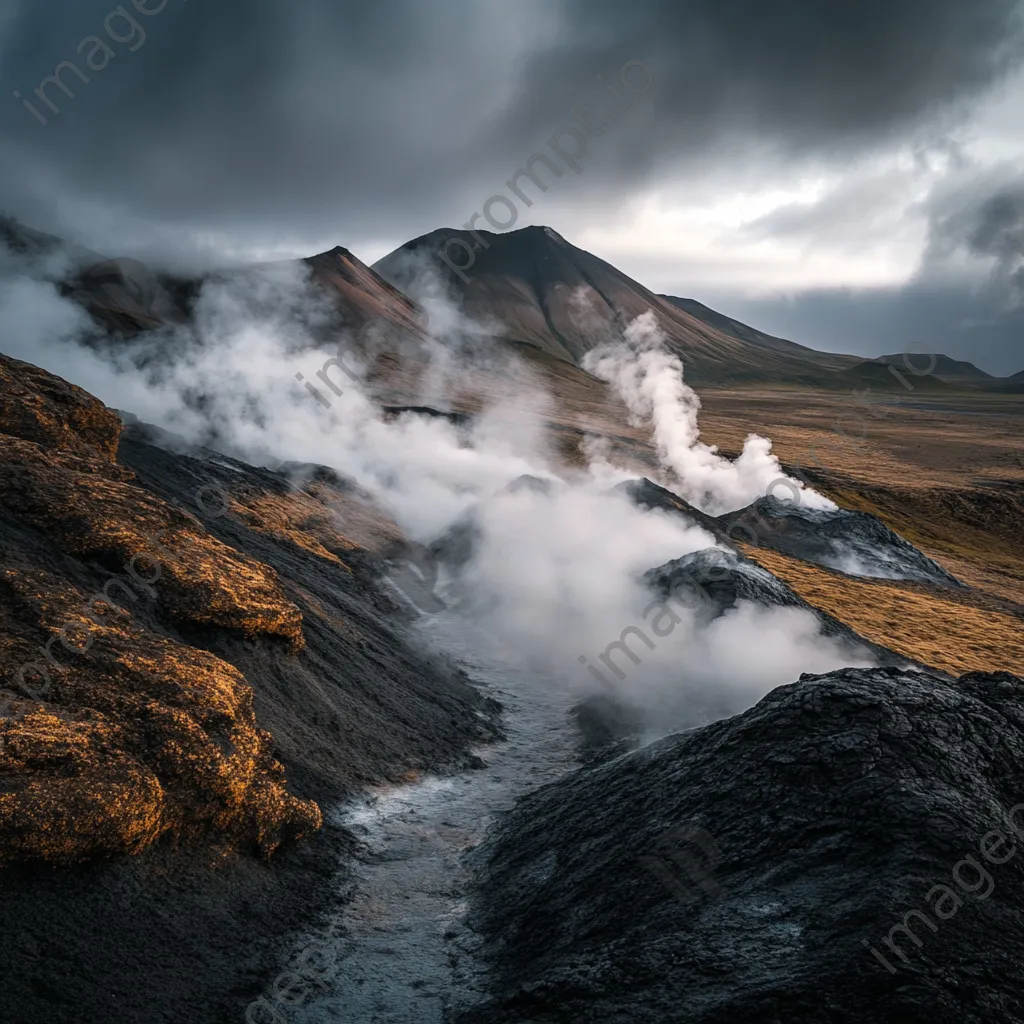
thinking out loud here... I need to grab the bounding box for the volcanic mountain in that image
[374,225,865,386]
[375,226,1024,392]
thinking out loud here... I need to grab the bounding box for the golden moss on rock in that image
[0,354,318,866]
[0,568,321,866]
[0,434,304,647]
[230,475,407,560]
[0,352,122,460]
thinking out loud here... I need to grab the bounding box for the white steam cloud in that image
[0,245,869,738]
[583,310,835,516]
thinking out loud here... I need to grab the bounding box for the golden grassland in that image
[696,385,1024,490]
[702,386,1024,678]
[822,483,1024,610]
[743,546,1024,677]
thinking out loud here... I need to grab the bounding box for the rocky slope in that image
[0,353,498,1023]
[718,495,964,587]
[457,666,1024,1024]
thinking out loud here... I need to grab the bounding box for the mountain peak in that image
[374,227,860,381]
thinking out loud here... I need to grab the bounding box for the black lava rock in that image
[458,667,1024,1024]
[718,496,963,587]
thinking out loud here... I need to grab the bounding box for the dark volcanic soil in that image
[456,667,1024,1024]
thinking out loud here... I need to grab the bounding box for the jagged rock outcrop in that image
[0,353,314,863]
[719,495,963,587]
[0,433,305,647]
[0,354,122,459]
[0,564,320,864]
[458,667,1024,1024]
[643,547,908,669]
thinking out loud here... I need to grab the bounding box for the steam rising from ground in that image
[0,246,869,735]
[583,310,835,515]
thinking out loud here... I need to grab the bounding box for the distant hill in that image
[374,226,861,387]
[993,369,1024,394]
[835,360,957,392]
[0,215,103,268]
[0,217,423,342]
[870,353,993,385]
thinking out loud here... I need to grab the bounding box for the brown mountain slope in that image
[374,225,863,385]
[0,218,424,343]
[302,245,424,337]
[659,294,855,367]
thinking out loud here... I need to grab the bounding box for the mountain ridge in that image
[375,225,1021,389]
[3,216,1020,391]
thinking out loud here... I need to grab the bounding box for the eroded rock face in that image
[0,353,121,460]
[0,354,315,864]
[0,434,305,647]
[459,667,1024,1024]
[0,566,320,864]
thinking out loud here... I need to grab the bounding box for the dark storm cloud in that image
[494,0,1024,174]
[928,175,1024,302]
[0,0,559,256]
[1,0,1023,259]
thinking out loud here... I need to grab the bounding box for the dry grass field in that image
[744,545,1024,677]
[706,385,1024,677]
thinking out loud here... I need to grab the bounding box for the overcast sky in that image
[2,0,1023,373]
